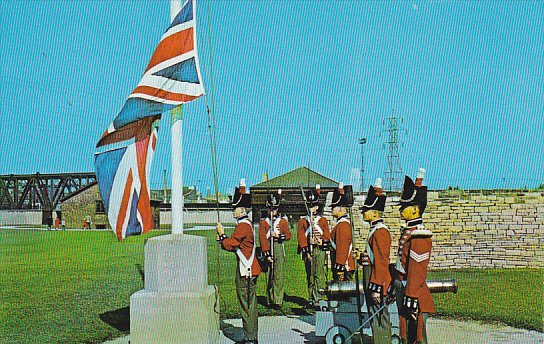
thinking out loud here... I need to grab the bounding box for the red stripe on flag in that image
[145,28,194,73]
[100,129,110,140]
[151,132,157,150]
[135,138,153,232]
[131,86,200,102]
[116,170,134,241]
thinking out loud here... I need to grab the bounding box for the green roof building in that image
[250,166,339,220]
[252,166,338,189]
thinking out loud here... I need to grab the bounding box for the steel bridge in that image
[0,173,97,218]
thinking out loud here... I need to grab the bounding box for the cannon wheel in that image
[325,325,352,344]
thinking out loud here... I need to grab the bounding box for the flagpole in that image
[170,0,184,235]
[130,2,220,342]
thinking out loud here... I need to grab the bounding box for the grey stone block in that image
[144,234,208,292]
[130,286,220,344]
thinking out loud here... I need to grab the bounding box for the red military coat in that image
[330,216,355,271]
[367,220,392,297]
[403,227,435,313]
[297,215,330,251]
[259,216,292,254]
[395,221,436,343]
[221,217,261,277]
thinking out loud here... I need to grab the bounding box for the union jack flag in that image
[95,0,204,240]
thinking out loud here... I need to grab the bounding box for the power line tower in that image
[381,111,405,192]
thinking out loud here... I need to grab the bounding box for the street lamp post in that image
[359,137,367,193]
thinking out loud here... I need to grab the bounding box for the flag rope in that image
[204,0,223,314]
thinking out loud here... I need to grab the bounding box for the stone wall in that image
[350,190,543,270]
[60,185,110,229]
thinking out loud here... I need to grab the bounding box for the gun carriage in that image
[315,276,457,344]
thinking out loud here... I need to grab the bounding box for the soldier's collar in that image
[406,218,423,227]
[370,218,384,227]
[237,215,249,223]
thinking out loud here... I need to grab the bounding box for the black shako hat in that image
[361,178,386,213]
[231,179,251,209]
[305,188,321,207]
[266,189,282,209]
[330,183,350,208]
[399,174,427,214]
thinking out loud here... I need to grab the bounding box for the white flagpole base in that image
[130,286,219,344]
[130,234,220,343]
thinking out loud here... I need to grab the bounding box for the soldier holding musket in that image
[360,178,393,344]
[330,183,355,282]
[389,169,436,344]
[297,184,331,307]
[217,179,261,344]
[259,189,292,307]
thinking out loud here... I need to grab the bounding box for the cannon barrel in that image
[321,279,458,296]
[428,279,458,294]
[321,281,360,296]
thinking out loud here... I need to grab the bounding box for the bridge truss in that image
[0,172,97,213]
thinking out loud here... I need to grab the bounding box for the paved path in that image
[104,315,543,343]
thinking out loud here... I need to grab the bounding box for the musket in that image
[325,245,330,281]
[300,186,315,257]
[269,215,274,280]
[348,206,363,326]
[268,193,274,281]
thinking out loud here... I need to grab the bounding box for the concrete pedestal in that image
[130,234,220,344]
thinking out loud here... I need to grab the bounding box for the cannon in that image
[321,279,457,296]
[315,279,458,344]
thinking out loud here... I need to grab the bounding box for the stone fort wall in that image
[348,190,543,270]
[5,187,542,269]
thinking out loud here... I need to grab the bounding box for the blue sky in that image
[1,0,542,193]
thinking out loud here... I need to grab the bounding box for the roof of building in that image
[251,166,338,189]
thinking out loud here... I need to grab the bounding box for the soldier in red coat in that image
[360,178,392,344]
[330,183,355,282]
[389,169,435,344]
[217,179,261,344]
[297,185,331,306]
[259,189,292,307]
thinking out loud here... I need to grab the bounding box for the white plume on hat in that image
[415,168,425,187]
[316,184,321,190]
[278,188,282,195]
[375,178,382,189]
[338,182,344,189]
[239,178,246,187]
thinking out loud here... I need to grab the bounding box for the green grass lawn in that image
[429,268,543,332]
[1,228,542,343]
